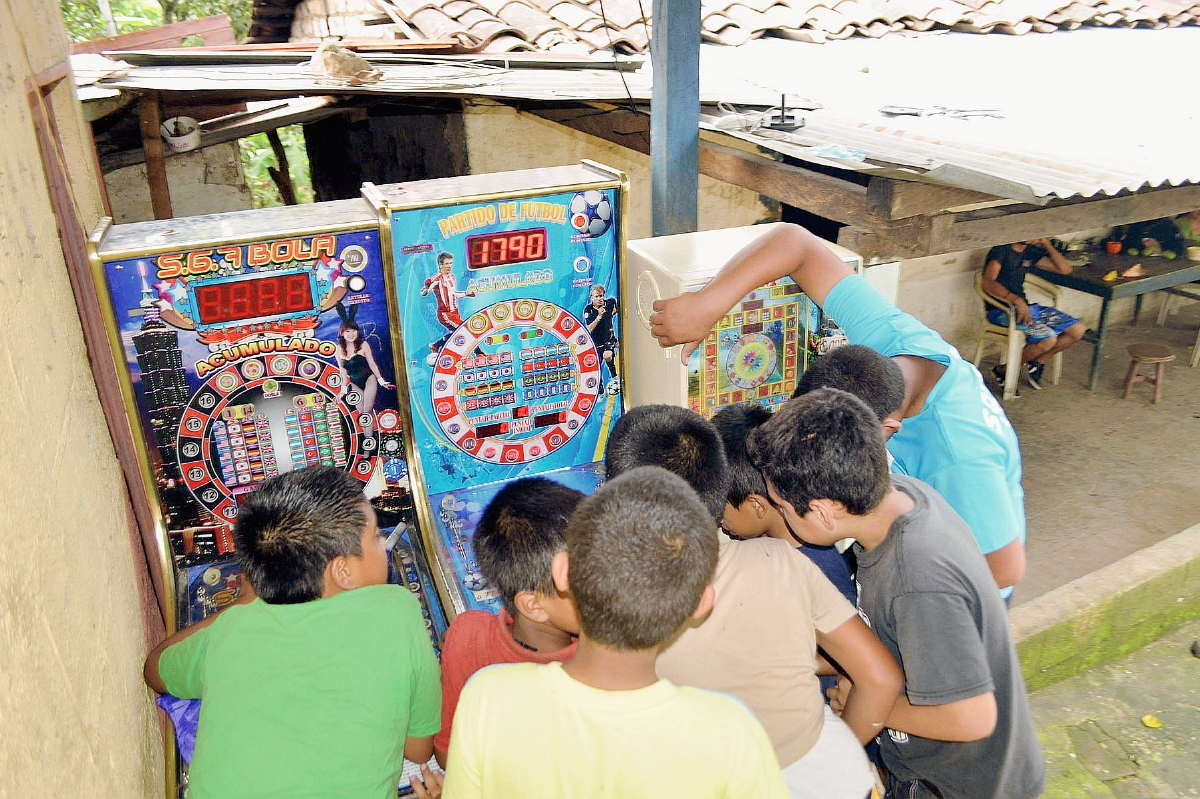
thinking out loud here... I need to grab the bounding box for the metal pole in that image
[650,0,700,236]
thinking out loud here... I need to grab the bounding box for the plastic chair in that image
[972,271,1063,400]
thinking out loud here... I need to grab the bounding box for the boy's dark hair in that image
[437,251,453,264]
[474,477,585,614]
[748,388,889,517]
[792,345,906,421]
[567,466,718,650]
[712,404,772,507]
[605,404,730,521]
[233,466,367,604]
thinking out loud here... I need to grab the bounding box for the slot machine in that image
[623,223,865,416]
[365,161,628,617]
[87,199,448,720]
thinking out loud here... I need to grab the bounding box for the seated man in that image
[982,238,1087,390]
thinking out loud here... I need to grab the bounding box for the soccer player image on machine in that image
[584,284,620,394]
[421,251,475,365]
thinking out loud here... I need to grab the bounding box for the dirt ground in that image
[989,298,1200,606]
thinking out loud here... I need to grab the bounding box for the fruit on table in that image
[1127,248,1140,256]
[1121,264,1144,278]
[1164,251,1177,260]
[1103,270,1119,281]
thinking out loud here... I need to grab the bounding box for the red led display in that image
[193,272,314,325]
[465,228,548,269]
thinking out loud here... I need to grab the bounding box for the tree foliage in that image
[60,0,252,42]
[239,127,315,208]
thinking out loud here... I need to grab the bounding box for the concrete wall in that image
[104,141,252,224]
[462,101,775,240]
[1,1,163,795]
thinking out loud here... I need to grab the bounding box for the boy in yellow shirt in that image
[443,466,788,799]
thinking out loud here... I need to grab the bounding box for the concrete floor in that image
[992,299,1200,607]
[1029,617,1200,798]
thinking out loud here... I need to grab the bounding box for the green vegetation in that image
[64,0,317,208]
[239,126,316,208]
[60,0,251,42]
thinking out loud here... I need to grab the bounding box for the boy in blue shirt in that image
[649,223,1027,600]
[143,467,441,799]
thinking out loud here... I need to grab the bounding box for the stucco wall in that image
[462,101,775,239]
[105,141,252,224]
[1,1,163,795]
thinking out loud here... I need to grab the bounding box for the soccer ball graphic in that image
[569,190,613,237]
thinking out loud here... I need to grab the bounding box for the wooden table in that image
[1032,252,1200,390]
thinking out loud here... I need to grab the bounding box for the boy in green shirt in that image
[143,466,441,799]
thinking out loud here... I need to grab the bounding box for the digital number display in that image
[466,228,548,270]
[193,272,314,325]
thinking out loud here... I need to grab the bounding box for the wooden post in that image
[650,0,700,236]
[138,92,173,219]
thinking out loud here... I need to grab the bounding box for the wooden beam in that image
[650,0,700,235]
[938,184,1200,253]
[866,176,996,220]
[137,92,173,219]
[837,219,954,263]
[532,107,892,229]
[697,142,888,230]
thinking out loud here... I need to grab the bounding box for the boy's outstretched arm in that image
[649,224,854,359]
[143,580,258,694]
[886,692,997,742]
[817,616,903,744]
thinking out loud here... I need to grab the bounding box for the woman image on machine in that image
[334,303,393,435]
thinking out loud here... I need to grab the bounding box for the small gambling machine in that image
[625,223,863,416]
[88,200,421,633]
[366,162,627,617]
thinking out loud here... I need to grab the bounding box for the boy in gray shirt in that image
[747,388,1045,799]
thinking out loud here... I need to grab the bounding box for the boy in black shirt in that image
[982,238,1086,389]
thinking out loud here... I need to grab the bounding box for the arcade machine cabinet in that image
[624,223,864,416]
[365,161,628,619]
[87,198,445,796]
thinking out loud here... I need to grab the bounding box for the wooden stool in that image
[1122,343,1175,404]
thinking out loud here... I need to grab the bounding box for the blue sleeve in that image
[821,274,956,366]
[919,459,1023,555]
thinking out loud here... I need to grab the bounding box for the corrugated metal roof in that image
[85,54,775,105]
[82,25,1200,204]
[698,27,1200,201]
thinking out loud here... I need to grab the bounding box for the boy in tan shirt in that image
[606,405,902,799]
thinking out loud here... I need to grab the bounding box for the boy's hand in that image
[410,764,444,799]
[1012,297,1032,324]
[649,292,722,360]
[827,675,853,715]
